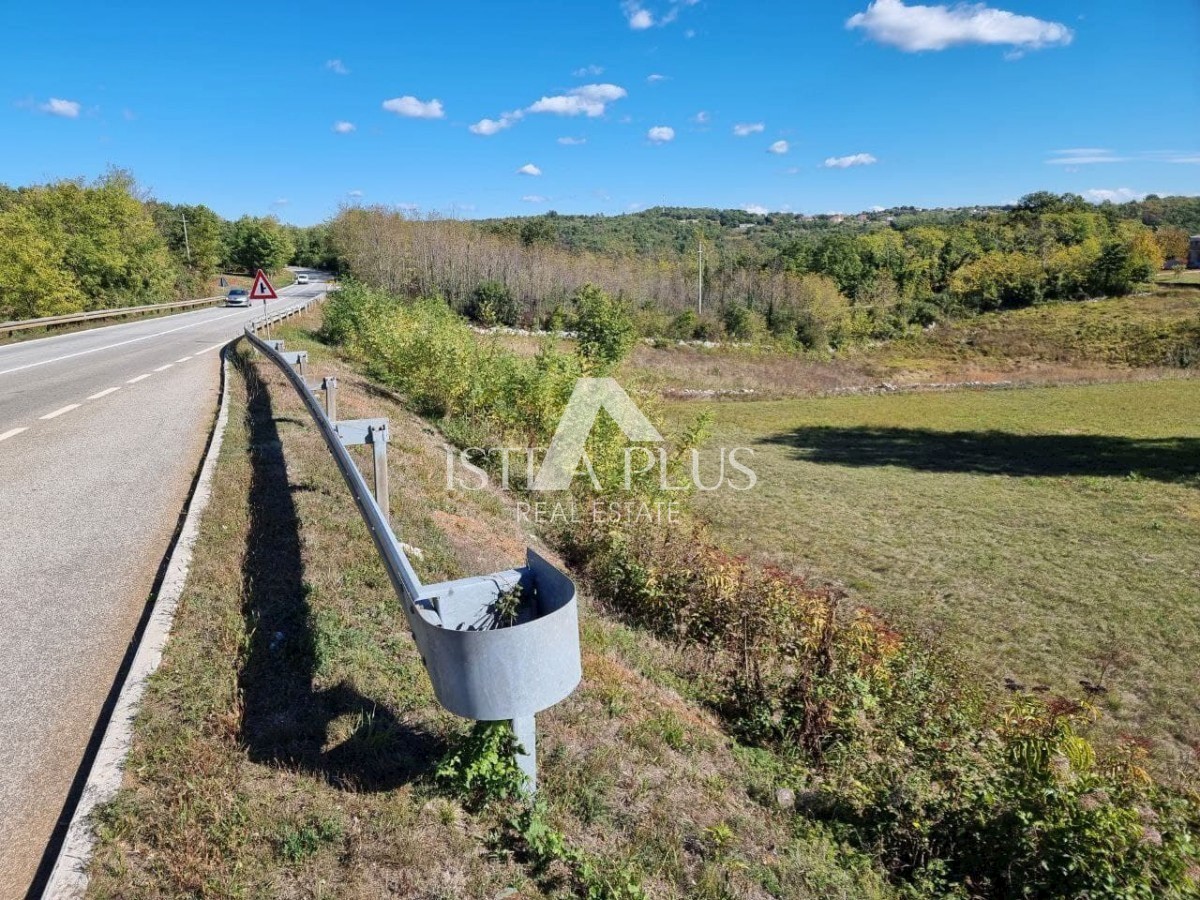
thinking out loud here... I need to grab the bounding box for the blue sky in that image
[5,0,1198,224]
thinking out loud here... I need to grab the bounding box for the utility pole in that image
[181,212,192,265]
[697,238,704,316]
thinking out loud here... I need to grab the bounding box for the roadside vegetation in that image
[50,173,1200,895]
[310,284,1200,897]
[88,317,893,900]
[0,170,324,321]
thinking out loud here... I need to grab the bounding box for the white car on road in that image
[295,273,310,285]
[224,289,251,307]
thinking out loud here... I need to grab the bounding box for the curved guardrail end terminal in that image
[243,297,581,793]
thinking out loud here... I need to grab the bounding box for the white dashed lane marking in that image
[153,364,173,372]
[0,427,28,443]
[40,404,80,420]
[87,387,121,400]
[126,374,152,384]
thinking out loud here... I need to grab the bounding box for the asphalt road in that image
[0,274,326,898]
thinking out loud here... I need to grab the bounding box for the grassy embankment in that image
[86,311,891,899]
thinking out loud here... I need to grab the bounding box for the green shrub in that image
[573,283,637,373]
[467,279,519,327]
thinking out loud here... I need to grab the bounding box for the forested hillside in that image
[4,170,1196,344]
[331,193,1197,347]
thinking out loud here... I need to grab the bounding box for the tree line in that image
[0,170,327,321]
[329,192,1185,348]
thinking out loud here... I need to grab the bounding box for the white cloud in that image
[347,190,364,198]
[744,204,769,215]
[692,110,710,125]
[623,0,698,30]
[647,125,675,143]
[325,59,349,75]
[1046,150,1126,165]
[517,163,543,176]
[528,83,627,117]
[870,205,886,211]
[846,0,1073,52]
[768,140,789,155]
[623,2,655,29]
[574,64,605,77]
[382,96,445,119]
[1141,150,1200,165]
[647,73,667,83]
[823,153,878,168]
[273,198,289,206]
[558,136,587,145]
[1085,188,1148,203]
[470,110,523,135]
[332,120,355,134]
[522,194,548,203]
[1049,148,1200,166]
[40,98,81,118]
[733,122,764,137]
[474,83,627,138]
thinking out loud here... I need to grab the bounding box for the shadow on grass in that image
[759,426,1200,485]
[235,353,444,792]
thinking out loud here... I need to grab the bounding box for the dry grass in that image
[86,310,894,899]
[612,289,1199,400]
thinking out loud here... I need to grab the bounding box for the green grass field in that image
[674,379,1200,764]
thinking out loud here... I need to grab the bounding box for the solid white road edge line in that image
[175,356,193,363]
[86,387,121,400]
[43,342,234,899]
[0,427,28,442]
[40,404,81,420]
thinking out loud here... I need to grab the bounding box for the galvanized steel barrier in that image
[1,295,225,336]
[243,296,582,791]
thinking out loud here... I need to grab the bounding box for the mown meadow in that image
[671,380,1200,764]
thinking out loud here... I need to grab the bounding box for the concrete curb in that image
[41,344,236,898]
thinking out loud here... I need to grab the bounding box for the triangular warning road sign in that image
[248,269,278,301]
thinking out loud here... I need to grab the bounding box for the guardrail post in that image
[246,320,581,805]
[322,377,338,421]
[370,423,389,521]
[511,715,537,794]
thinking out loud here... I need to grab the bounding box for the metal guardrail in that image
[1,295,225,335]
[243,297,581,791]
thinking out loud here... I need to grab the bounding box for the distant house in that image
[1189,235,1200,269]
